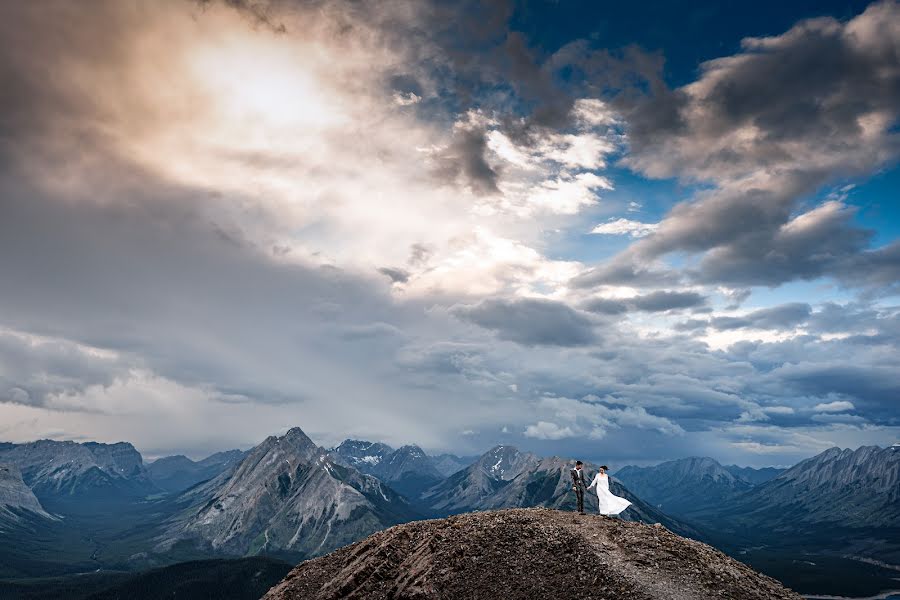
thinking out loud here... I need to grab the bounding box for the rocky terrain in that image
[262,508,803,600]
[157,427,419,558]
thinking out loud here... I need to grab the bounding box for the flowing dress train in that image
[587,473,631,515]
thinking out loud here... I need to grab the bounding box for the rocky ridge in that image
[262,508,803,600]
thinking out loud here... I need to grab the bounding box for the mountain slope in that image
[614,457,754,517]
[262,508,802,600]
[0,464,50,520]
[157,428,419,559]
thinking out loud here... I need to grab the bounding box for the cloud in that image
[813,400,855,413]
[710,303,812,330]
[608,1,900,290]
[0,0,897,467]
[630,291,707,312]
[450,298,597,346]
[582,291,706,314]
[591,218,659,238]
[524,421,575,440]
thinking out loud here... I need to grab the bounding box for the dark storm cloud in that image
[431,125,501,195]
[582,291,706,314]
[772,362,900,422]
[710,303,812,331]
[450,298,597,346]
[581,297,629,315]
[606,1,900,290]
[378,267,410,283]
[836,240,900,296]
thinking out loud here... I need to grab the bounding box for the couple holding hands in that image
[570,461,631,516]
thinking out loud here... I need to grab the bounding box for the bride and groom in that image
[570,461,631,516]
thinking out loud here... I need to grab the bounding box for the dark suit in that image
[571,467,587,513]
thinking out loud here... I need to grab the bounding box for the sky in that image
[0,0,898,468]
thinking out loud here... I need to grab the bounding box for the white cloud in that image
[813,400,855,413]
[524,421,575,440]
[591,218,659,238]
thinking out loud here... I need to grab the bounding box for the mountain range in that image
[614,456,784,518]
[0,432,896,597]
[0,440,161,519]
[328,440,475,499]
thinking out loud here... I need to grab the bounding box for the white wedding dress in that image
[587,473,631,515]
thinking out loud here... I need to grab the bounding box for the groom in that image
[570,460,587,514]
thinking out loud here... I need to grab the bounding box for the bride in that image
[587,465,631,516]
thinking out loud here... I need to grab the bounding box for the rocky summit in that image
[262,508,802,600]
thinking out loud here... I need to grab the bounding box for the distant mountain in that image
[0,440,156,511]
[430,453,478,477]
[713,445,900,530]
[157,427,419,559]
[421,446,695,537]
[372,444,443,499]
[328,440,394,473]
[148,450,245,493]
[614,457,756,518]
[421,445,540,514]
[723,464,785,485]
[329,440,446,500]
[0,464,50,520]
